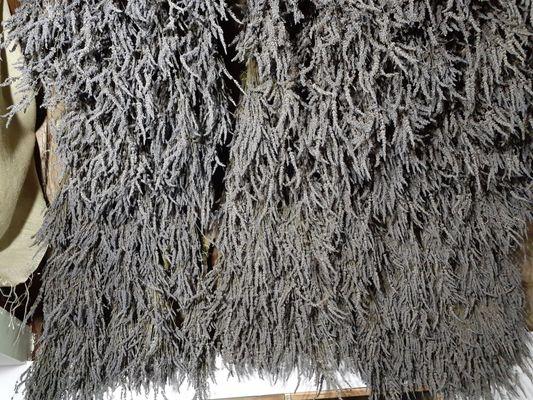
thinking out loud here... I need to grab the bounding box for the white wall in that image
[0,308,33,366]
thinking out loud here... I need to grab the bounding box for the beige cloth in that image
[0,0,46,286]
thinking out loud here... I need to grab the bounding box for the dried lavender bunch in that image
[207,0,358,388]
[4,0,232,399]
[298,0,532,398]
[2,0,532,399]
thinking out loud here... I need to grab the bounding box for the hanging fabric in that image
[0,0,45,287]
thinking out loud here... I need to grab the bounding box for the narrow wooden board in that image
[523,224,533,330]
[215,395,284,400]
[7,0,20,14]
[214,387,441,400]
[35,117,63,204]
[287,387,370,399]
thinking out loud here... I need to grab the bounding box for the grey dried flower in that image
[2,0,532,399]
[4,1,232,399]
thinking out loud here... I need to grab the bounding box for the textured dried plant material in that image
[2,1,532,400]
[297,0,532,399]
[213,0,532,398]
[210,0,357,388]
[4,1,232,399]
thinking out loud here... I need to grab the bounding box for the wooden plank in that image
[7,0,20,14]
[35,117,63,204]
[212,388,372,400]
[523,224,533,331]
[215,387,440,400]
[287,387,370,399]
[214,395,284,400]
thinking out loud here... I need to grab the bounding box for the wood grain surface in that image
[523,224,533,330]
[7,0,20,14]
[35,116,63,204]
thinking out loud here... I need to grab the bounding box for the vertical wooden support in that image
[35,115,63,204]
[523,224,533,330]
[6,0,20,14]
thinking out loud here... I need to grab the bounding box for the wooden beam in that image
[7,0,20,14]
[523,224,533,330]
[35,117,63,204]
[286,387,371,399]
[214,395,284,400]
[214,387,440,400]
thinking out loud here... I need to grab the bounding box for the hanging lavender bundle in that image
[298,0,532,398]
[2,0,531,399]
[4,0,231,399]
[207,0,358,387]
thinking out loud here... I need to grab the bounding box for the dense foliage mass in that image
[5,0,232,398]
[3,0,532,399]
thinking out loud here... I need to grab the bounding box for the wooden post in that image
[523,224,533,330]
[7,0,20,14]
[35,116,63,204]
